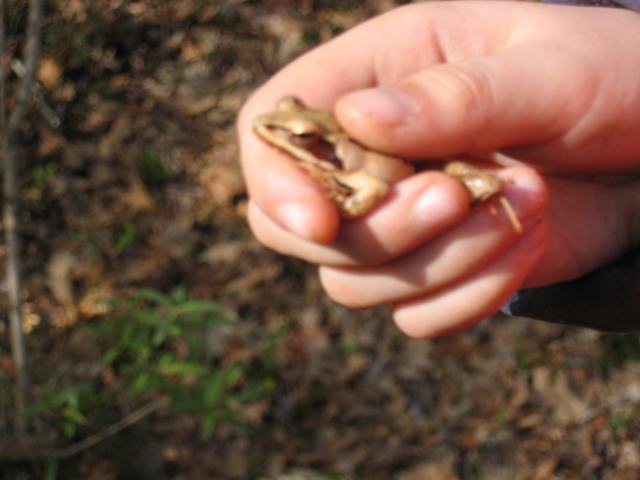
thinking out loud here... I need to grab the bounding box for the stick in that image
[0,396,170,461]
[56,396,170,459]
[1,0,44,436]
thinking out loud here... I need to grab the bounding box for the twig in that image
[6,0,43,136]
[0,435,59,461]
[576,395,640,425]
[56,396,170,459]
[0,396,170,461]
[11,59,62,129]
[1,0,44,436]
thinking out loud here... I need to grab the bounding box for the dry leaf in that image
[198,159,245,206]
[533,456,559,480]
[122,181,155,213]
[47,251,78,306]
[37,56,63,90]
[38,127,65,157]
[533,367,588,424]
[200,239,258,265]
[397,455,458,480]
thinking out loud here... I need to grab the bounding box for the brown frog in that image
[252,96,521,231]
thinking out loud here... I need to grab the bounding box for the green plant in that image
[113,220,137,254]
[27,383,103,439]
[96,286,245,437]
[24,161,59,217]
[28,286,276,444]
[30,162,59,193]
[608,414,631,430]
[139,145,166,185]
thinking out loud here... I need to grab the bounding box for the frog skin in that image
[252,96,521,231]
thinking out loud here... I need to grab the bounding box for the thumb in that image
[334,43,594,163]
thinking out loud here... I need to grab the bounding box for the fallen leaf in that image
[200,239,259,265]
[533,367,588,424]
[37,56,63,90]
[47,251,78,306]
[38,127,65,157]
[397,455,458,480]
[121,181,155,213]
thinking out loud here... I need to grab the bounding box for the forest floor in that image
[1,1,639,479]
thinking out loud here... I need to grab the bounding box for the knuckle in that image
[422,60,496,124]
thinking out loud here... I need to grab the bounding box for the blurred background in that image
[1,1,639,478]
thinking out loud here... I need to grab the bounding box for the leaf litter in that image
[1,1,638,479]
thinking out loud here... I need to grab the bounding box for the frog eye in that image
[289,131,319,147]
[289,118,321,136]
[287,119,323,145]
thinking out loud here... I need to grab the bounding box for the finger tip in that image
[276,202,340,244]
[247,194,340,246]
[392,305,484,339]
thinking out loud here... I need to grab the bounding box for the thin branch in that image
[0,0,5,129]
[2,0,44,436]
[57,396,170,459]
[0,396,170,461]
[0,435,58,461]
[7,0,43,136]
[576,395,640,425]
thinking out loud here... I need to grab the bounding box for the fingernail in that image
[413,185,462,227]
[347,87,419,125]
[276,203,315,239]
[501,174,547,225]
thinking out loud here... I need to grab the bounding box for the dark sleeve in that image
[545,0,640,10]
[503,249,640,332]
[501,0,640,332]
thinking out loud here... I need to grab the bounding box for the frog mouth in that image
[256,125,345,171]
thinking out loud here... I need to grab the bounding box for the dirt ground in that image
[1,1,639,479]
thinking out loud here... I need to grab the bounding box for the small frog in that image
[252,96,415,218]
[253,96,521,231]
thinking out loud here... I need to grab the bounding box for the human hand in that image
[237,1,640,337]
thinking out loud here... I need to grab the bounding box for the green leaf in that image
[225,363,244,387]
[44,457,59,480]
[133,288,172,307]
[30,161,59,192]
[101,347,121,366]
[172,300,222,319]
[170,398,207,413]
[62,406,87,426]
[140,145,166,185]
[200,411,219,439]
[114,220,137,254]
[150,321,175,347]
[170,285,189,303]
[158,359,207,377]
[131,372,152,393]
[204,370,226,404]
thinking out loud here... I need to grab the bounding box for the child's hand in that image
[237,1,640,337]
